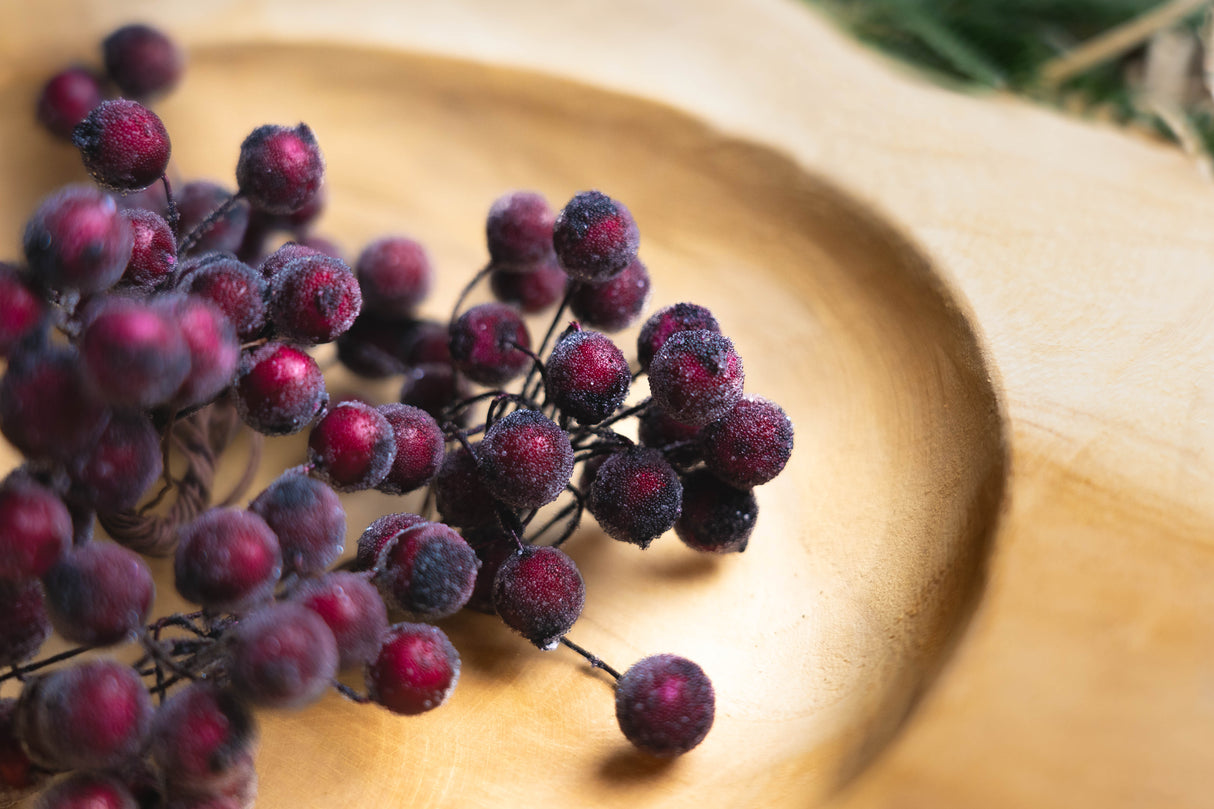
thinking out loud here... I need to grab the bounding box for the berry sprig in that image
[1,22,796,808]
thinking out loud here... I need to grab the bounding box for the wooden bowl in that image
[0,40,1007,808]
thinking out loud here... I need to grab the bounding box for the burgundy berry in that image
[42,540,154,647]
[485,190,555,270]
[0,580,51,668]
[366,623,460,716]
[0,475,72,581]
[701,395,794,488]
[0,345,111,463]
[177,180,251,256]
[0,263,47,357]
[675,469,758,553]
[478,409,574,509]
[175,252,267,341]
[375,403,445,494]
[160,294,241,409]
[433,444,498,528]
[546,327,631,425]
[553,190,639,283]
[36,66,104,139]
[79,296,190,408]
[399,361,470,425]
[150,682,256,795]
[235,341,327,436]
[460,523,518,615]
[405,319,452,365]
[16,658,153,771]
[355,236,433,318]
[615,654,715,757]
[31,772,137,809]
[119,207,177,292]
[228,601,338,709]
[308,400,397,492]
[587,447,682,549]
[0,698,41,794]
[236,123,324,215]
[648,329,744,427]
[102,23,184,100]
[374,521,479,621]
[257,241,323,283]
[448,302,532,386]
[249,470,345,576]
[636,302,720,372]
[489,256,568,313]
[569,255,651,332]
[291,571,389,669]
[493,546,585,650]
[335,313,414,378]
[269,253,361,344]
[637,406,702,471]
[69,409,162,513]
[23,185,132,294]
[174,508,282,611]
[73,99,171,191]
[354,512,429,571]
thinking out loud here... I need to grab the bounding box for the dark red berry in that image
[257,241,322,282]
[404,319,453,365]
[308,400,396,492]
[174,508,282,611]
[546,327,631,425]
[102,23,184,100]
[0,580,50,668]
[68,409,162,513]
[448,302,532,386]
[553,190,639,283]
[489,256,568,313]
[0,346,111,463]
[175,252,267,341]
[0,476,72,581]
[485,191,555,270]
[268,253,361,344]
[177,181,251,256]
[355,236,433,318]
[249,470,346,576]
[375,403,445,494]
[615,654,714,757]
[73,99,171,191]
[0,263,47,357]
[150,682,256,795]
[161,293,241,409]
[478,409,574,509]
[335,313,414,378]
[23,185,133,294]
[79,296,190,408]
[492,546,584,649]
[374,521,479,621]
[236,123,324,215]
[228,601,338,709]
[42,540,154,647]
[366,623,460,716]
[354,512,429,571]
[36,66,104,139]
[636,302,720,372]
[700,395,794,488]
[433,444,498,528]
[399,362,470,425]
[648,329,744,427]
[31,772,136,809]
[569,256,651,332]
[674,469,757,553]
[587,447,682,549]
[291,571,389,669]
[119,207,177,292]
[235,342,327,436]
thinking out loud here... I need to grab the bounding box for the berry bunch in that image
[2,23,794,808]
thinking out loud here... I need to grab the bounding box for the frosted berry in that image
[546,327,631,425]
[31,772,136,809]
[615,654,714,757]
[354,512,429,571]
[102,23,184,100]
[374,521,479,621]
[0,580,50,668]
[478,409,574,509]
[73,99,171,191]
[489,256,568,313]
[485,191,554,270]
[161,293,241,409]
[42,540,154,647]
[675,469,757,553]
[235,342,326,436]
[366,623,460,716]
[700,395,794,488]
[648,329,744,427]
[375,403,445,494]
[569,256,651,332]
[228,601,338,709]
[79,296,190,408]
[636,302,720,372]
[553,190,639,283]
[0,475,72,581]
[587,447,682,549]
[307,400,397,492]
[36,66,104,139]
[249,470,345,576]
[449,302,532,386]
[119,207,177,292]
[493,546,585,649]
[236,123,324,215]
[0,263,47,357]
[23,185,132,294]
[269,253,361,344]
[0,346,111,463]
[150,682,257,795]
[291,571,389,669]
[257,241,322,283]
[433,444,499,528]
[174,508,282,611]
[69,409,162,513]
[175,252,267,341]
[355,236,433,318]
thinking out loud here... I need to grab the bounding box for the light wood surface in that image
[1,2,1211,808]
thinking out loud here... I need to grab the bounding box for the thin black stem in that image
[178,192,241,255]
[523,284,577,402]
[333,680,371,704]
[448,263,493,327]
[161,174,180,238]
[1,646,90,683]
[545,486,584,548]
[560,637,621,681]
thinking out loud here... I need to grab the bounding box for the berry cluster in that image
[2,23,794,808]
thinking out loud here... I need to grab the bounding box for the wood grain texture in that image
[0,1,1210,808]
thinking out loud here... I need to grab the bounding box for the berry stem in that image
[1,645,91,683]
[333,680,371,704]
[161,174,180,237]
[448,263,493,327]
[177,191,242,255]
[559,637,621,681]
[523,284,577,402]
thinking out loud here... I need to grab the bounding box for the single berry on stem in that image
[374,403,445,495]
[291,571,389,669]
[102,23,184,101]
[72,99,172,192]
[648,328,744,427]
[675,469,758,553]
[373,521,479,621]
[478,409,574,509]
[42,539,155,647]
[615,654,715,757]
[236,123,324,215]
[174,507,282,611]
[493,545,585,650]
[307,400,397,492]
[228,601,339,709]
[366,623,460,716]
[36,66,104,139]
[23,184,133,295]
[587,447,683,549]
[553,190,639,283]
[545,327,631,425]
[700,395,794,489]
[636,302,720,372]
[234,342,327,436]
[485,190,555,271]
[448,302,533,387]
[249,470,346,576]
[569,256,651,332]
[355,236,433,319]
